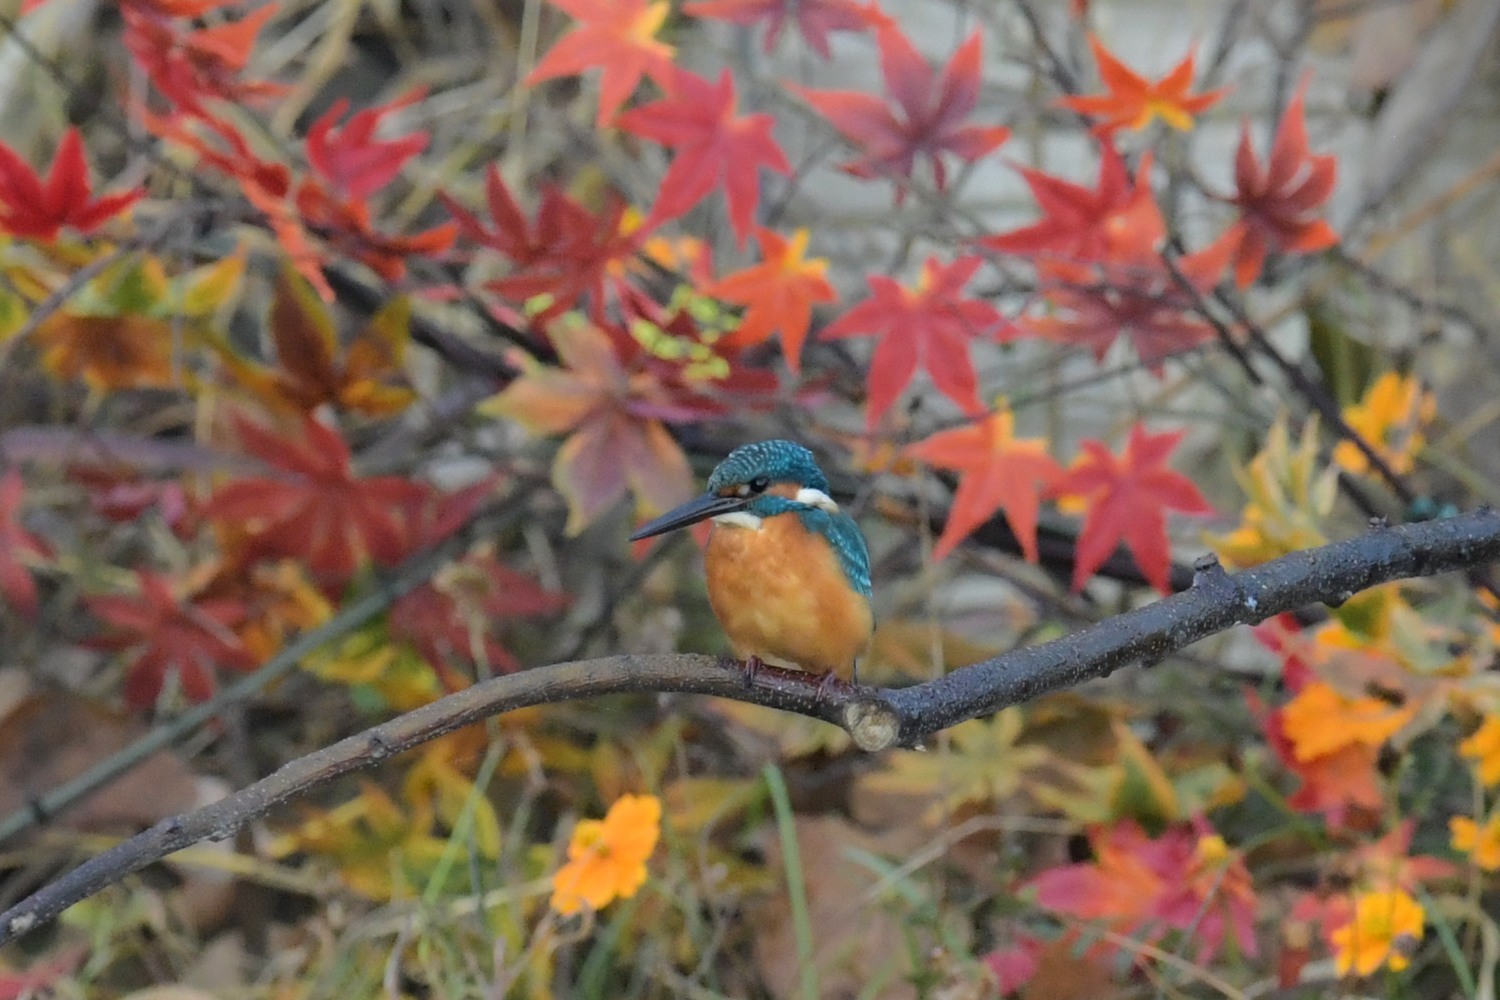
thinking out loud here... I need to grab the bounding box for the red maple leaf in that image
[1059,35,1226,134]
[821,255,1005,429]
[68,464,191,533]
[1052,423,1212,593]
[127,0,233,12]
[442,166,639,322]
[684,0,889,59]
[0,945,85,999]
[122,4,284,112]
[143,109,291,202]
[87,571,256,708]
[703,227,836,374]
[904,406,1062,562]
[0,128,141,241]
[979,142,1162,263]
[1225,78,1338,287]
[617,68,791,245]
[1017,227,1237,374]
[37,0,240,16]
[141,109,351,300]
[292,177,457,286]
[1029,817,1257,964]
[0,469,52,617]
[390,553,570,683]
[204,416,428,586]
[793,24,1009,197]
[392,476,500,558]
[526,0,677,126]
[306,91,430,202]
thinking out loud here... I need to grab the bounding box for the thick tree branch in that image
[4,509,1499,944]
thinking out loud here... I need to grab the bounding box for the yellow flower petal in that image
[1330,889,1424,977]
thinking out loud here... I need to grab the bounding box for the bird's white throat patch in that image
[712,488,836,531]
[794,488,839,511]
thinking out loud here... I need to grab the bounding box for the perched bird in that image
[629,440,873,684]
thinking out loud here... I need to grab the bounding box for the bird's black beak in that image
[629,491,747,541]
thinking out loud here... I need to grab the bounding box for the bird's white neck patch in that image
[713,510,763,530]
[794,488,839,512]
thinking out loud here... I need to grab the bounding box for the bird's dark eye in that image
[749,476,770,493]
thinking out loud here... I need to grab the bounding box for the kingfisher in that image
[629,440,874,684]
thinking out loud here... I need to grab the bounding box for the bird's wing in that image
[796,508,872,597]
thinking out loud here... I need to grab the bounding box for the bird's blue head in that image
[706,440,829,495]
[628,440,834,540]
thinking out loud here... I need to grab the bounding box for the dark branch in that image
[4,508,1499,944]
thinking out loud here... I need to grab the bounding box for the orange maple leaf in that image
[1059,35,1226,134]
[527,0,677,126]
[481,319,695,533]
[1265,712,1384,824]
[904,405,1062,562]
[704,227,836,374]
[34,313,176,392]
[218,266,415,416]
[1250,620,1389,826]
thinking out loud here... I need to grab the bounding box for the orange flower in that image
[1450,814,1500,871]
[550,793,662,915]
[1329,888,1424,977]
[1332,372,1434,476]
[1459,715,1500,786]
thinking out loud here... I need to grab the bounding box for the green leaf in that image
[1307,297,1375,406]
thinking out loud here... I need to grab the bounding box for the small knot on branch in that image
[367,734,392,760]
[1368,515,1390,530]
[1192,552,1226,586]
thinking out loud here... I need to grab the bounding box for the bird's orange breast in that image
[704,513,873,678]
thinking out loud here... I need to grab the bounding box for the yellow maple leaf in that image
[1333,372,1434,476]
[1208,416,1335,568]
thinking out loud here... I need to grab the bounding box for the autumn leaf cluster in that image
[0,0,1496,997]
